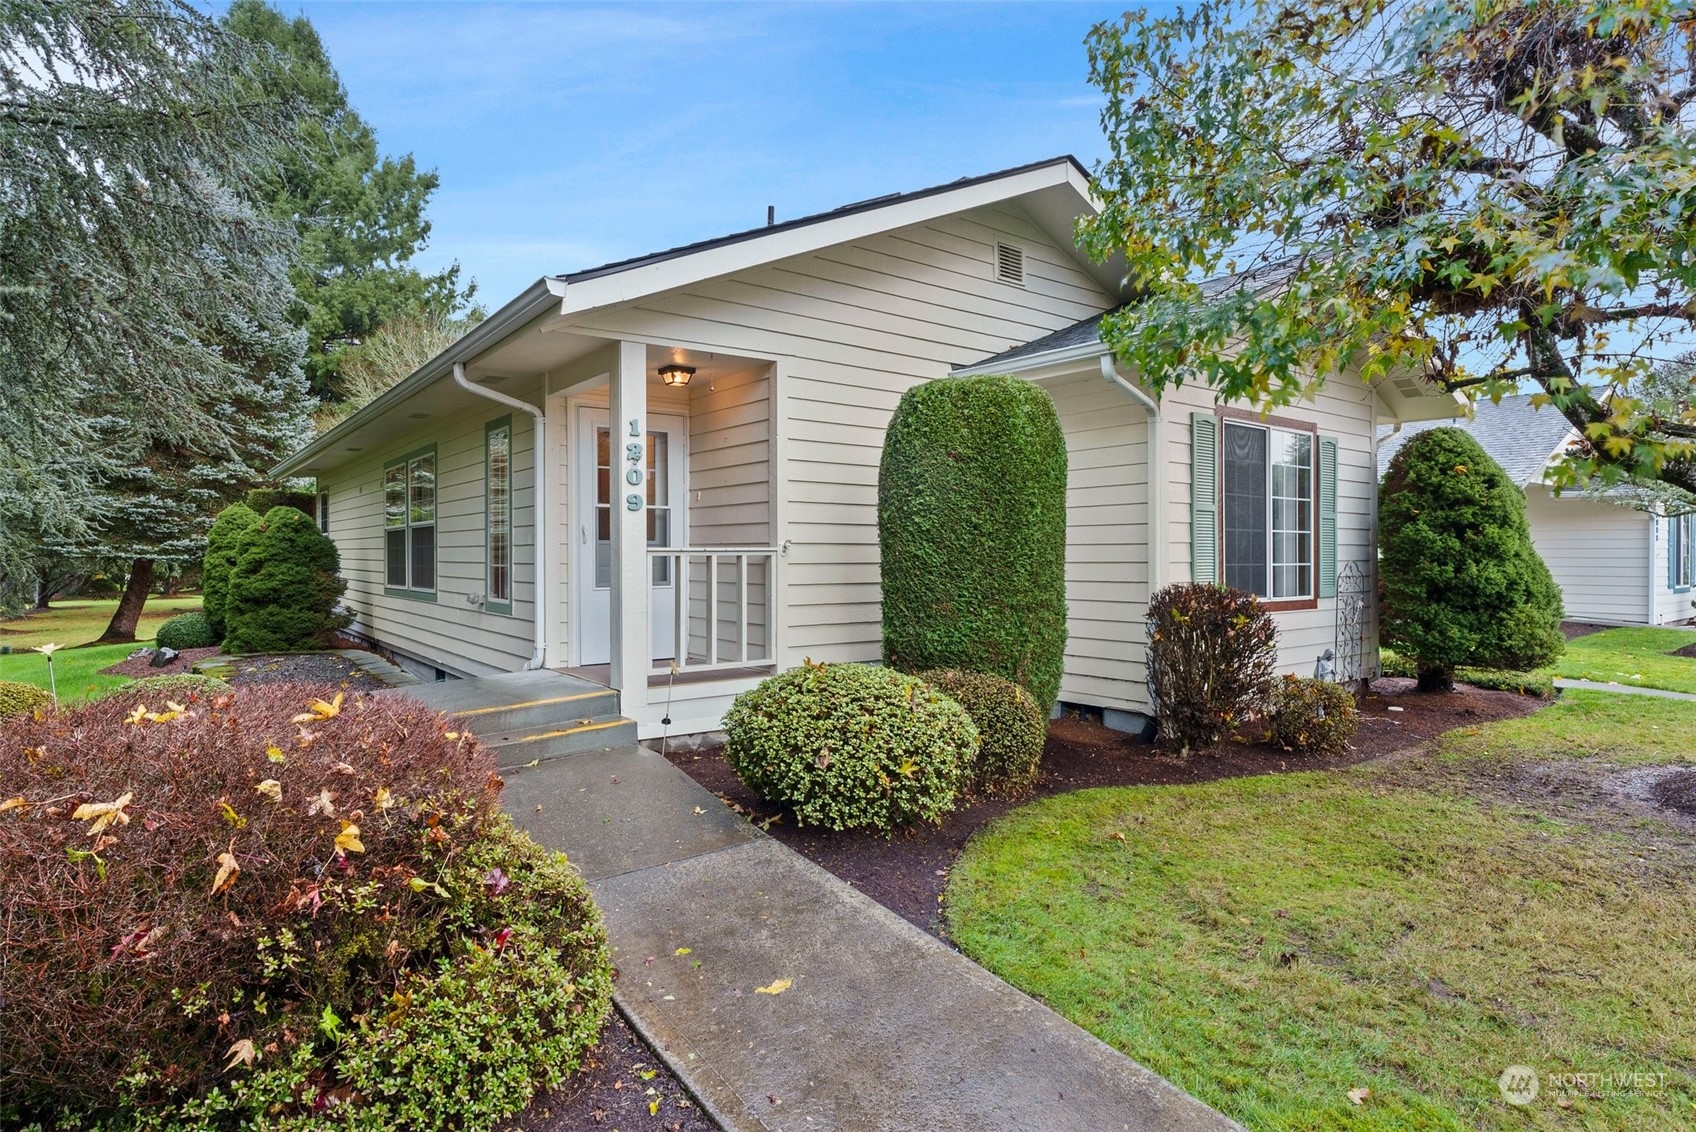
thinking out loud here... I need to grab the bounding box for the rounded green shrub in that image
[114,673,232,700]
[201,504,260,640]
[0,680,50,718]
[1266,675,1360,756]
[223,506,351,653]
[723,662,979,831]
[919,668,1047,796]
[243,487,317,518]
[879,374,1069,713]
[154,610,217,651]
[1146,583,1279,757]
[0,684,611,1131]
[1380,428,1564,690]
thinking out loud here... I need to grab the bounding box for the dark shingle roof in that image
[957,259,1303,372]
[1375,394,1577,486]
[556,156,1090,285]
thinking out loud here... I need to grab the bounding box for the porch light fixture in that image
[659,363,695,387]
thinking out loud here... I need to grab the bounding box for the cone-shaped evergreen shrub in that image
[879,374,1068,712]
[1380,427,1564,689]
[223,506,350,653]
[201,503,259,639]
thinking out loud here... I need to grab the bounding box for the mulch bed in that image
[99,650,373,686]
[97,646,222,679]
[664,679,1546,938]
[1651,769,1696,817]
[501,1010,716,1132]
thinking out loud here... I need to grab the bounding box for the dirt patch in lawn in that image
[1668,640,1696,658]
[1648,768,1696,817]
[97,646,221,678]
[665,679,1546,938]
[1562,621,1613,640]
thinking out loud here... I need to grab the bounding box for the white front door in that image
[575,408,685,667]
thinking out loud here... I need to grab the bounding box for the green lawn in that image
[0,598,203,704]
[948,695,1696,1131]
[0,596,201,650]
[1554,626,1696,695]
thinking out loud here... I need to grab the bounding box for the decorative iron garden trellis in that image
[1332,560,1370,687]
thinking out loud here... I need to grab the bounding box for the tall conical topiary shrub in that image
[1380,427,1564,690]
[879,374,1068,713]
[201,503,260,640]
[223,506,350,653]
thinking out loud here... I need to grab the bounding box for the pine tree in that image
[222,1,474,400]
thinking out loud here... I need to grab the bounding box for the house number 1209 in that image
[624,418,644,511]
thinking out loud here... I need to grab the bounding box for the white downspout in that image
[1101,355,1164,592]
[453,362,548,670]
[1647,509,1659,626]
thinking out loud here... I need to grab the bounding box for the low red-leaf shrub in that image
[1146,584,1279,756]
[0,683,610,1130]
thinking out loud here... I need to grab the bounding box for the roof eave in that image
[271,278,560,478]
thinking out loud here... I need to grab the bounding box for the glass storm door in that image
[576,408,684,667]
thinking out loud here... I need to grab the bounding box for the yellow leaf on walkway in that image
[755,978,791,995]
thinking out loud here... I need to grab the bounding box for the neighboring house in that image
[1377,394,1695,627]
[275,156,1456,738]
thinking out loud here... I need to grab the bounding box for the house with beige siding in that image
[274,156,1457,738]
[1379,395,1696,628]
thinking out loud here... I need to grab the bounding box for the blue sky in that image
[270,2,1124,304]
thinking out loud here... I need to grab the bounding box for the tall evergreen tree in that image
[0,0,309,583]
[222,0,473,400]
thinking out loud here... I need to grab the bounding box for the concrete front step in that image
[483,714,640,768]
[392,668,636,767]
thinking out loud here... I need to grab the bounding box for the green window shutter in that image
[1319,435,1339,599]
[1190,413,1218,585]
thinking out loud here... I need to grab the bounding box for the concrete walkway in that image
[1554,678,1696,701]
[404,672,1240,1132]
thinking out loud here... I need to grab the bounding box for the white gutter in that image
[452,362,548,671]
[1100,355,1165,593]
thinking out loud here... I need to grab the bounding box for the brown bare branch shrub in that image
[0,683,610,1130]
[1145,584,1278,757]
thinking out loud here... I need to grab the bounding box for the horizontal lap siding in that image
[1524,487,1651,625]
[1048,371,1149,711]
[319,411,536,676]
[1162,380,1383,692]
[574,203,1115,669]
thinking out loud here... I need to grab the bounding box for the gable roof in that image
[1376,394,1577,486]
[275,156,1111,477]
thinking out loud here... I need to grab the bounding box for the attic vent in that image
[995,242,1026,287]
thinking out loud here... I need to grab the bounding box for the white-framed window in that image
[316,492,330,533]
[485,418,512,613]
[384,447,436,594]
[1221,420,1314,601]
[1672,513,1694,590]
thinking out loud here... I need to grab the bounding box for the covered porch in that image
[467,327,783,737]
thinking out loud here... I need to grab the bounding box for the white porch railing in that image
[649,547,778,674]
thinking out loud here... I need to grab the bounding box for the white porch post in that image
[608,341,650,718]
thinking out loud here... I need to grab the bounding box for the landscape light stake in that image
[34,642,62,708]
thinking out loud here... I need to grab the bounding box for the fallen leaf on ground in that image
[335,822,364,854]
[212,851,240,894]
[225,1038,257,1071]
[675,946,691,955]
[0,796,26,815]
[72,793,133,836]
[307,788,335,817]
[755,978,791,995]
[1347,1087,1371,1105]
[255,780,282,802]
[293,693,344,724]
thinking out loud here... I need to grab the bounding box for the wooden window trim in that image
[1214,408,1320,612]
